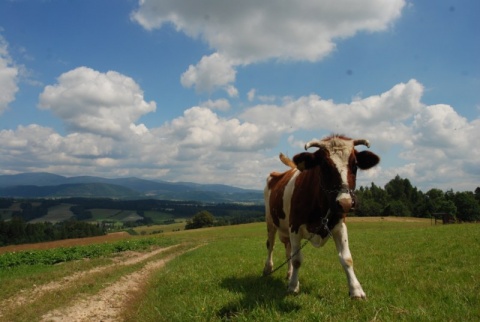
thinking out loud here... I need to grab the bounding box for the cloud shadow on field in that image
[217,274,302,319]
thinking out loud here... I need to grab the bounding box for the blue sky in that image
[0,0,479,192]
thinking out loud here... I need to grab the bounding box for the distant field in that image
[142,210,176,223]
[29,203,74,223]
[133,219,187,235]
[89,208,121,220]
[0,202,22,220]
[81,209,175,224]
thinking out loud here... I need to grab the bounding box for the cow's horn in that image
[354,139,370,148]
[304,140,324,150]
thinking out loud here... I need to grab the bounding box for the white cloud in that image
[241,79,424,149]
[412,104,472,150]
[132,0,405,93]
[162,106,275,151]
[0,35,19,114]
[239,79,480,191]
[132,0,404,63]
[38,67,156,139]
[395,105,480,191]
[247,89,256,102]
[180,53,236,93]
[1,74,479,191]
[225,85,238,98]
[200,99,230,111]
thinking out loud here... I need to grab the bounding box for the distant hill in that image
[0,172,263,203]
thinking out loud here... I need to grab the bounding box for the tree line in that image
[184,209,264,230]
[0,217,105,246]
[356,175,480,221]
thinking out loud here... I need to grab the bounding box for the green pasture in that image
[142,210,176,223]
[0,219,478,321]
[89,209,175,224]
[129,220,480,321]
[132,219,187,235]
[89,208,121,220]
[29,203,74,223]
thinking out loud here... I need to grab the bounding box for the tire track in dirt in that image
[0,244,183,318]
[40,244,203,322]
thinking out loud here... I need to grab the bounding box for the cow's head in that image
[293,135,380,215]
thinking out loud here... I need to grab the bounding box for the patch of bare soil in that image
[39,245,200,322]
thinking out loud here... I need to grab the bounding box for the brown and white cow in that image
[263,135,380,298]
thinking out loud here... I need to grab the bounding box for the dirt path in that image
[40,251,186,322]
[1,244,201,322]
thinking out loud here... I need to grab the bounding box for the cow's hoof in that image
[287,282,300,294]
[263,265,273,276]
[350,291,367,300]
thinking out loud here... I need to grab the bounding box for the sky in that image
[0,0,479,192]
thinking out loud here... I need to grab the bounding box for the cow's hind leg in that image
[263,223,277,276]
[332,222,366,299]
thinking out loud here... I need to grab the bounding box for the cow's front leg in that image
[279,236,292,280]
[287,233,302,293]
[332,222,366,299]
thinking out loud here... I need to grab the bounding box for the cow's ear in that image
[293,152,317,171]
[356,150,380,170]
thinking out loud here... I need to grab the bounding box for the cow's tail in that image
[279,153,296,169]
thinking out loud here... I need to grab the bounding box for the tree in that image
[382,200,411,217]
[185,211,215,230]
[451,191,480,222]
[424,189,457,218]
[355,197,383,217]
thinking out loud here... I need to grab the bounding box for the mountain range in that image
[0,172,263,203]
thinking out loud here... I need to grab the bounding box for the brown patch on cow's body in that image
[289,167,324,234]
[267,169,296,227]
[288,166,343,236]
[267,150,346,237]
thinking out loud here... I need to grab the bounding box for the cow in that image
[263,134,380,299]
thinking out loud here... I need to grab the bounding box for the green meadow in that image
[1,219,479,321]
[128,220,480,321]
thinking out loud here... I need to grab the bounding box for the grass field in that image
[130,219,480,321]
[0,218,479,321]
[132,219,187,234]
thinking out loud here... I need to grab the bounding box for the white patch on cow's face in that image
[325,139,354,201]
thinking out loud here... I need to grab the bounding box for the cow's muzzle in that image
[336,189,356,213]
